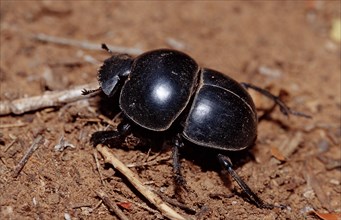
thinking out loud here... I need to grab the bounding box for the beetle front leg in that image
[172,134,187,187]
[241,82,311,118]
[90,121,132,147]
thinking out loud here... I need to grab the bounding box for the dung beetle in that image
[83,44,310,209]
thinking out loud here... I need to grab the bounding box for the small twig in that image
[96,144,187,220]
[92,200,103,212]
[153,190,196,214]
[4,138,17,152]
[0,82,99,116]
[127,199,160,215]
[304,163,331,212]
[0,122,27,128]
[98,114,118,128]
[12,135,44,178]
[93,151,105,186]
[33,33,143,55]
[96,190,130,220]
[71,203,92,209]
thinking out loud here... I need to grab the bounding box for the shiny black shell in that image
[120,49,199,131]
[183,69,257,150]
[101,49,258,151]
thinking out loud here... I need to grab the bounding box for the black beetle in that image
[83,44,310,209]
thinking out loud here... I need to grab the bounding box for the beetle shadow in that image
[257,105,291,130]
[179,139,256,173]
[96,91,122,119]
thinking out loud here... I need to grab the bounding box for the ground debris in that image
[0,82,98,116]
[12,135,45,178]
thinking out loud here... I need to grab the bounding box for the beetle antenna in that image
[218,154,285,209]
[101,43,113,54]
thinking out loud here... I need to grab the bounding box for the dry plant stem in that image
[305,163,331,212]
[0,82,98,116]
[153,190,196,214]
[12,135,44,178]
[96,144,187,220]
[93,151,105,186]
[127,199,160,215]
[33,33,143,55]
[96,190,130,220]
[0,122,27,128]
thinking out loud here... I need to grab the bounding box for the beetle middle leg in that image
[90,120,132,146]
[241,82,311,118]
[172,134,187,187]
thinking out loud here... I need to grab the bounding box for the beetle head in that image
[98,54,133,97]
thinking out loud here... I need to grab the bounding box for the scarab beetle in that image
[83,44,310,208]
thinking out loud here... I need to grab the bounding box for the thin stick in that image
[33,33,143,55]
[4,138,17,152]
[0,122,27,128]
[0,82,98,116]
[12,135,44,178]
[128,199,160,215]
[153,190,196,214]
[93,151,105,186]
[96,144,187,220]
[96,190,130,220]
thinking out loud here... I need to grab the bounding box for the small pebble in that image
[330,179,340,185]
[300,205,314,214]
[303,189,315,199]
[317,139,330,152]
[64,213,72,220]
[258,65,282,78]
[32,197,37,206]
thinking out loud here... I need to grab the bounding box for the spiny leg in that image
[91,120,132,147]
[172,134,187,187]
[81,87,101,96]
[241,82,311,118]
[218,154,285,209]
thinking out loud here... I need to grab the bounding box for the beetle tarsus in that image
[240,82,312,119]
[218,154,275,209]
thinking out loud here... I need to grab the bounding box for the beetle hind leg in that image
[218,154,286,209]
[241,82,311,119]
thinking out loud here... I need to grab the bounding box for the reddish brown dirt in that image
[1,2,340,220]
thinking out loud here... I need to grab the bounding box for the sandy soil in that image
[0,1,340,220]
